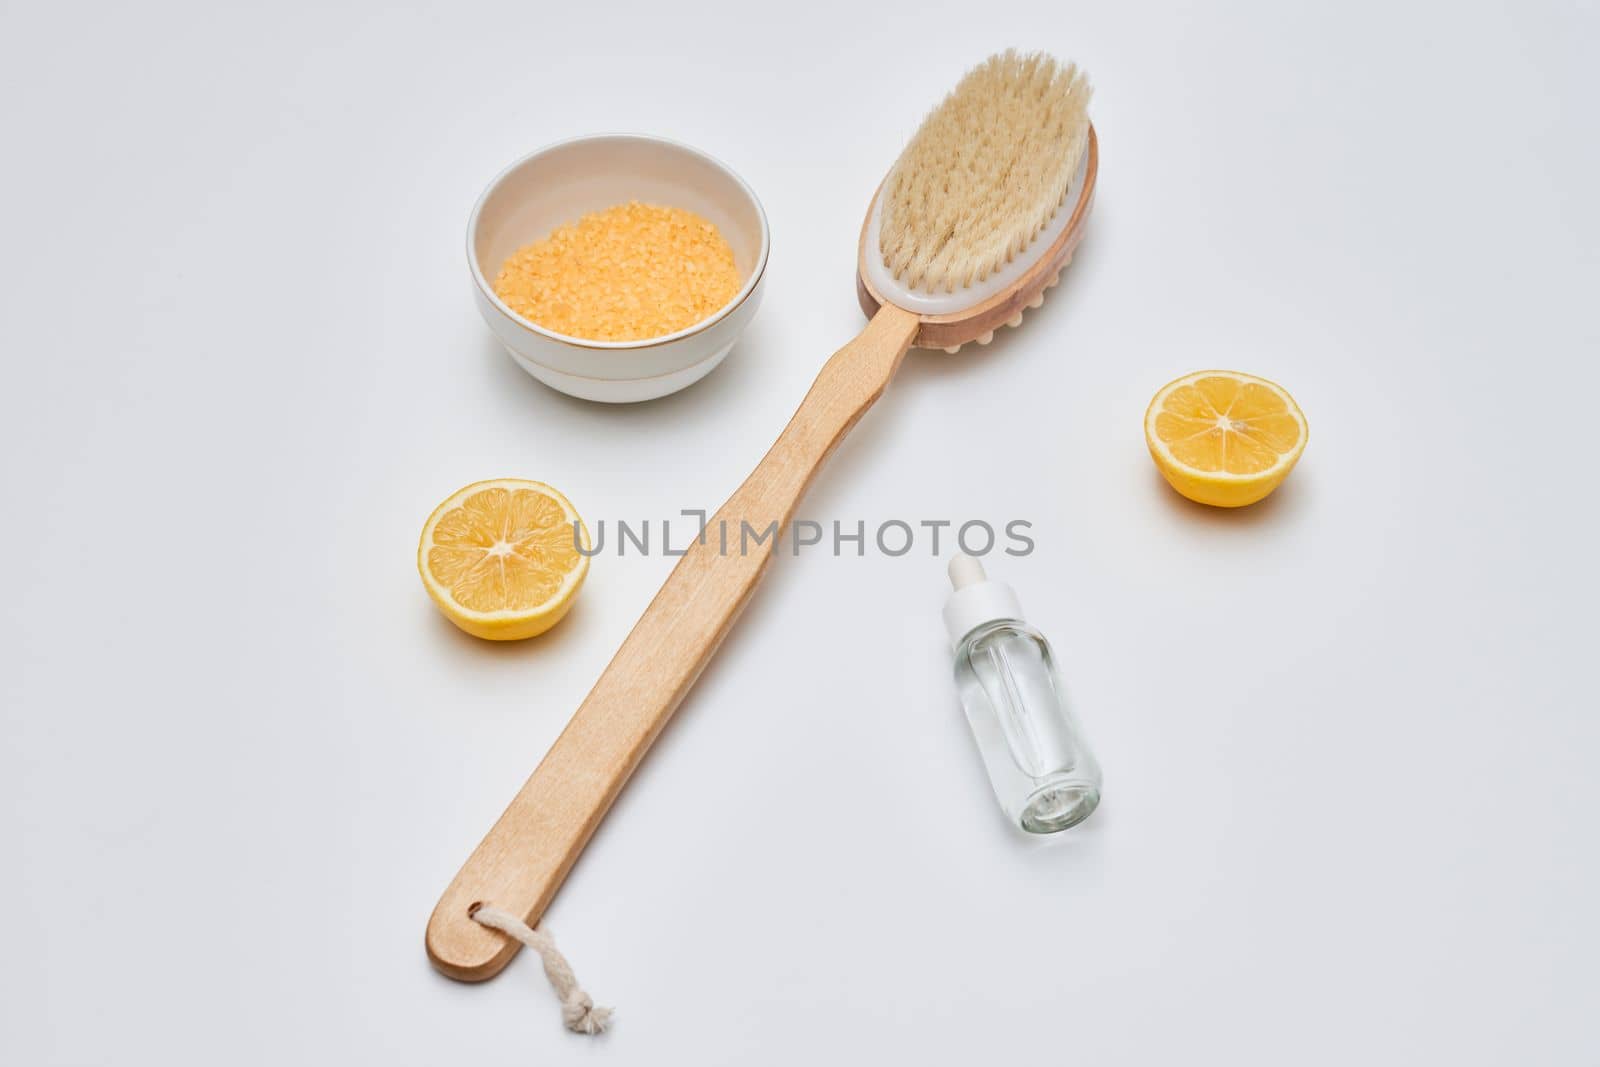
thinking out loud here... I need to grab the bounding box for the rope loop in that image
[470,905,613,1035]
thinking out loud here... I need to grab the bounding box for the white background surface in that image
[2,1,1597,1062]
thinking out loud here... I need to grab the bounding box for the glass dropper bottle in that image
[944,555,1102,833]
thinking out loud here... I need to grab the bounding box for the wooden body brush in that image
[429,51,1098,981]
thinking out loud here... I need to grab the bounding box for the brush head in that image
[881,51,1091,295]
[856,50,1096,351]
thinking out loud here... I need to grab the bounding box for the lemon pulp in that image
[1145,371,1308,508]
[417,479,589,640]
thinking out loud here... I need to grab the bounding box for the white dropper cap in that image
[943,555,1025,646]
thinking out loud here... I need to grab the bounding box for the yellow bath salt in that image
[493,201,743,342]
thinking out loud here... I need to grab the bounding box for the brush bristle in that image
[878,50,1090,294]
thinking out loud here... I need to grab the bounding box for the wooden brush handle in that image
[427,303,920,980]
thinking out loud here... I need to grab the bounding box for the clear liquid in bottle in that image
[945,556,1101,833]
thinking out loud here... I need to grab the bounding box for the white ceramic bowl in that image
[468,134,769,403]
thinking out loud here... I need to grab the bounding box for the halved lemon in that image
[417,479,590,640]
[1145,371,1308,508]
